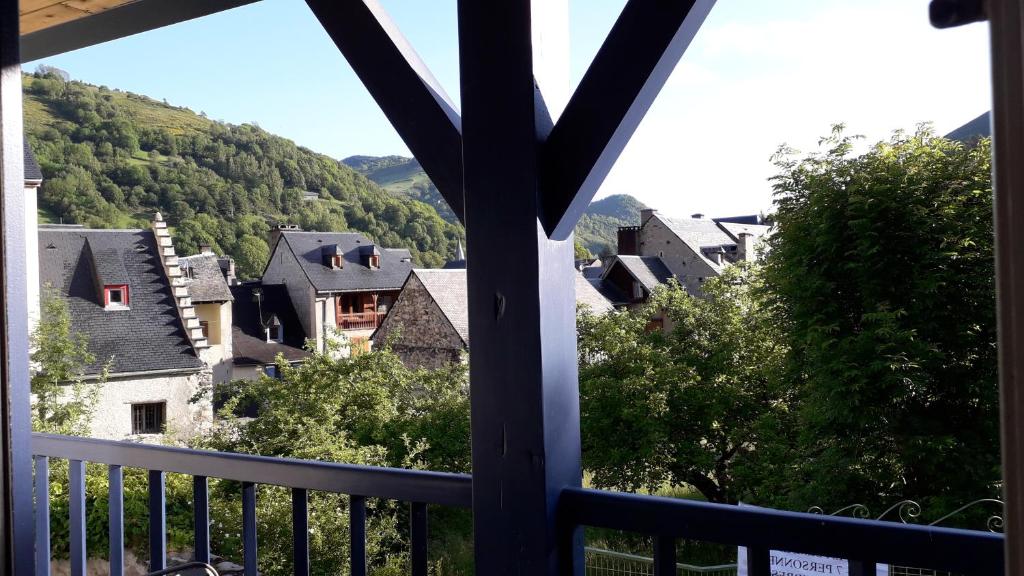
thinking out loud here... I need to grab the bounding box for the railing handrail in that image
[32,433,472,507]
[584,547,737,572]
[562,487,1005,575]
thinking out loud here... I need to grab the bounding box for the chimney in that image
[691,213,705,220]
[269,223,301,250]
[640,208,656,225]
[200,243,213,255]
[737,232,756,262]
[617,226,640,255]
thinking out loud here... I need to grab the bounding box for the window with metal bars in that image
[131,402,165,435]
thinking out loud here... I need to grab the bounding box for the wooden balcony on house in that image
[337,311,380,331]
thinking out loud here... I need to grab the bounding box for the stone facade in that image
[637,213,718,295]
[374,274,466,369]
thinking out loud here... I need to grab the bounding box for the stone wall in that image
[374,274,465,369]
[638,214,718,295]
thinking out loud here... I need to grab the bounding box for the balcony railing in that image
[337,311,380,331]
[32,433,1004,576]
[31,433,471,576]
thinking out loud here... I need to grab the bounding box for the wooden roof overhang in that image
[19,0,259,61]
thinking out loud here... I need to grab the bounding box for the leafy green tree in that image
[757,126,999,514]
[31,291,105,435]
[200,342,470,574]
[574,238,592,261]
[234,234,271,280]
[578,267,786,504]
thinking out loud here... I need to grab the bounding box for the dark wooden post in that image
[989,1,1024,574]
[0,0,37,572]
[457,1,582,574]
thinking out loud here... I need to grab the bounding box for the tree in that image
[234,234,270,280]
[757,126,999,515]
[574,238,592,261]
[200,341,470,574]
[578,267,787,504]
[31,290,104,435]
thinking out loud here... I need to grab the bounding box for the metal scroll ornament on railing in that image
[808,498,1004,532]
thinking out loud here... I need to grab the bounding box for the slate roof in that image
[657,215,769,270]
[380,268,614,347]
[268,232,413,293]
[606,255,674,292]
[589,277,628,306]
[414,269,469,345]
[38,228,204,376]
[24,137,42,182]
[575,274,614,314]
[230,283,308,366]
[179,254,233,303]
[946,112,990,141]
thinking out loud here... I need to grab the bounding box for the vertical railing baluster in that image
[34,456,49,576]
[108,465,123,576]
[410,502,427,576]
[242,482,258,576]
[292,488,309,576]
[148,470,166,572]
[349,495,366,576]
[654,535,676,576]
[850,560,878,576]
[69,460,85,576]
[193,476,210,564]
[746,547,770,576]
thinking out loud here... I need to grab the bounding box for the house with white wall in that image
[261,227,413,354]
[179,249,234,384]
[38,222,213,441]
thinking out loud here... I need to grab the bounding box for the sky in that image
[27,0,992,219]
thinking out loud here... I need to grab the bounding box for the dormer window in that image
[368,255,380,269]
[104,285,129,309]
[265,315,283,343]
[332,255,344,269]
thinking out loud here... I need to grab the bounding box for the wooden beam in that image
[20,0,260,62]
[0,0,36,572]
[540,0,716,239]
[988,1,1024,574]
[306,0,465,224]
[457,0,582,574]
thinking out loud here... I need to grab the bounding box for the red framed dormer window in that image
[104,285,129,309]
[332,255,344,269]
[368,255,380,269]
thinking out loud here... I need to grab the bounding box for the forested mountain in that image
[341,155,456,223]
[347,155,646,256]
[22,70,464,278]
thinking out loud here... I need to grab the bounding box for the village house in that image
[37,218,215,441]
[178,247,234,384]
[229,282,309,380]
[373,269,613,369]
[595,209,771,305]
[261,227,413,354]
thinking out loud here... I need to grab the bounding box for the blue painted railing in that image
[31,433,472,576]
[559,487,1006,576]
[32,433,1005,576]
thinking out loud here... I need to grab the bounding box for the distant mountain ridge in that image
[345,155,645,256]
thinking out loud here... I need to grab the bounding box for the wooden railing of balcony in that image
[337,311,379,331]
[32,433,1004,576]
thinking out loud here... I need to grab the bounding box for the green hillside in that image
[345,155,645,256]
[342,155,456,223]
[22,70,464,278]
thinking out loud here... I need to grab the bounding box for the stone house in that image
[600,209,771,304]
[229,282,309,380]
[37,223,213,441]
[261,228,413,354]
[373,269,613,369]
